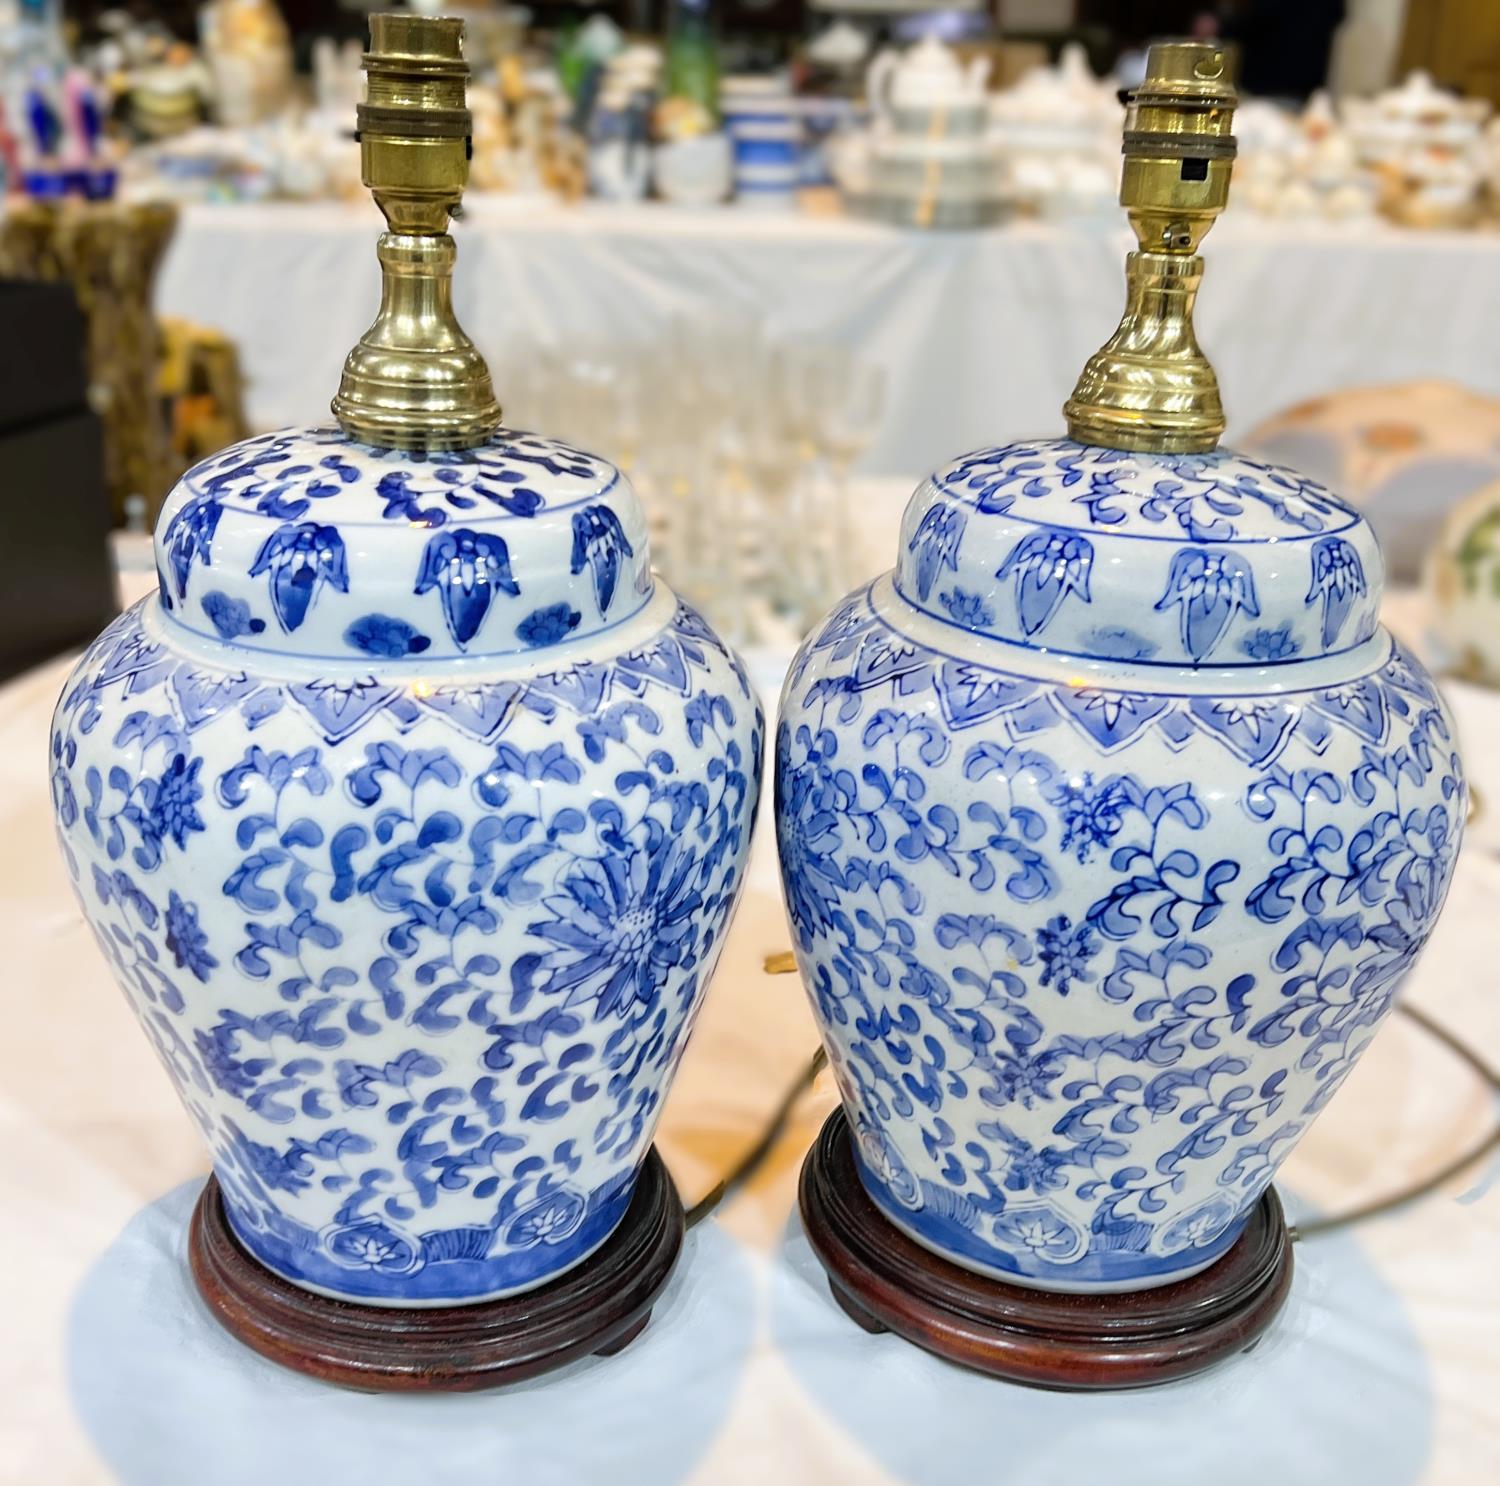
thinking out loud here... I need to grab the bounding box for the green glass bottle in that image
[664,0,720,125]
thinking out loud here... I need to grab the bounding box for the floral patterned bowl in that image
[51,425,762,1304]
[776,438,1463,1292]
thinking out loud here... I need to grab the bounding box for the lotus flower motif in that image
[1306,536,1368,647]
[249,522,349,633]
[414,528,520,647]
[1155,546,1260,661]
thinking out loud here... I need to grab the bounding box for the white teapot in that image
[868,36,990,127]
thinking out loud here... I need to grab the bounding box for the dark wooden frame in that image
[799,1107,1293,1389]
[189,1147,684,1391]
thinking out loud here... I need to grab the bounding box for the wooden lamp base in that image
[799,1109,1292,1391]
[189,1147,684,1392]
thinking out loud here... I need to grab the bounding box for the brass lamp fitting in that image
[1063,41,1238,454]
[332,13,501,451]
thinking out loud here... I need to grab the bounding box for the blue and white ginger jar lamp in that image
[776,42,1463,1357]
[49,16,761,1335]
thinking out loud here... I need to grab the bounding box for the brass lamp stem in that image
[332,14,500,451]
[1064,41,1238,454]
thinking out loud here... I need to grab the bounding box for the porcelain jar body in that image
[51,427,762,1305]
[776,440,1462,1292]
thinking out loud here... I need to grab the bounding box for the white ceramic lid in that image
[153,425,652,663]
[895,438,1384,669]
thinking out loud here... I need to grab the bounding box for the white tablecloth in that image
[155,197,1500,473]
[4,565,1500,1484]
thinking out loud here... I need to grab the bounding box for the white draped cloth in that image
[4,484,1500,1482]
[155,198,1500,472]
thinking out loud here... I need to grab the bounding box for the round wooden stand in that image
[189,1148,684,1392]
[799,1109,1292,1390]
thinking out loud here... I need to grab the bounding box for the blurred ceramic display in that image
[311,36,364,119]
[1425,481,1500,854]
[868,34,990,134]
[470,63,581,199]
[803,18,868,88]
[198,0,293,129]
[721,76,801,208]
[1344,71,1490,228]
[1425,479,1500,686]
[126,55,211,140]
[132,118,360,202]
[851,36,1006,228]
[988,43,1121,218]
[1234,93,1377,222]
[1243,381,1500,583]
[653,130,731,205]
[588,52,658,202]
[50,15,762,1314]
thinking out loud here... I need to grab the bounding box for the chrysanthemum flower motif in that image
[414,528,520,647]
[1155,547,1260,661]
[996,527,1094,638]
[907,503,967,602]
[248,521,349,633]
[1305,536,1368,647]
[513,822,704,1020]
[164,890,218,982]
[146,754,206,852]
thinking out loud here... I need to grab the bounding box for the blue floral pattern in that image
[894,442,1383,669]
[1306,536,1368,648]
[149,426,653,666]
[53,596,761,1302]
[179,426,614,528]
[1155,548,1260,661]
[414,529,519,648]
[775,581,1462,1288]
[996,528,1094,637]
[936,440,1355,540]
[249,523,349,633]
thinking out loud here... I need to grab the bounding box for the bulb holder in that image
[1064,40,1238,454]
[332,13,500,451]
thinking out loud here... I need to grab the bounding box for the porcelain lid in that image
[153,425,651,663]
[895,439,1383,668]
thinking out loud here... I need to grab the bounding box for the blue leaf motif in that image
[1154,547,1260,661]
[248,522,349,633]
[1305,537,1367,648]
[414,529,520,647]
[570,505,633,612]
[163,497,222,601]
[996,528,1094,637]
[907,504,966,601]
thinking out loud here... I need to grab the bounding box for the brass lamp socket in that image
[332,13,500,451]
[1064,40,1239,454]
